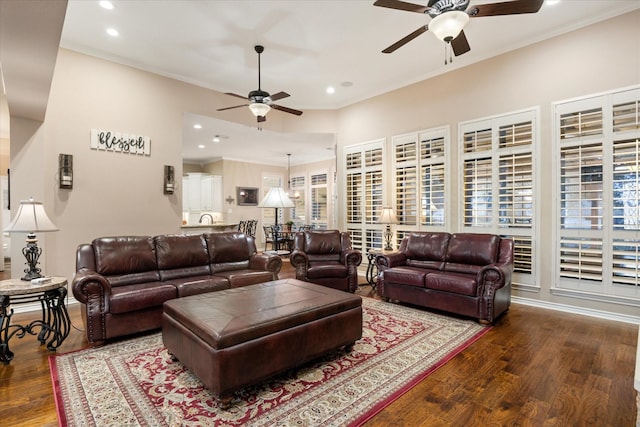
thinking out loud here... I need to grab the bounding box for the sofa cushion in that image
[307,262,348,280]
[305,230,342,255]
[92,236,160,285]
[166,275,230,298]
[205,232,251,264]
[109,282,177,314]
[382,266,431,288]
[155,234,211,280]
[445,233,500,274]
[212,269,275,288]
[404,232,450,270]
[425,272,478,297]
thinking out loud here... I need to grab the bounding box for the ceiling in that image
[57,0,639,166]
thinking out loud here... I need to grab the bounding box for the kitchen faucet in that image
[199,213,214,224]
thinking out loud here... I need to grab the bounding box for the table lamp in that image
[257,187,294,227]
[377,207,398,251]
[4,197,59,280]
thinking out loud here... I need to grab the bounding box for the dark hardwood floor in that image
[0,260,637,426]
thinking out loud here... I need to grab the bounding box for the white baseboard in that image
[512,296,640,325]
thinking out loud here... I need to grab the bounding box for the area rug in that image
[50,298,490,426]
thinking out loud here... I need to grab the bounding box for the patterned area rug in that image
[50,298,490,426]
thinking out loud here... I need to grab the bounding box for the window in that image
[554,87,640,299]
[261,174,283,226]
[460,110,538,288]
[310,171,328,229]
[392,127,449,246]
[345,140,385,252]
[290,175,305,224]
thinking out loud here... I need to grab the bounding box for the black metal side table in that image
[0,277,70,364]
[365,248,395,289]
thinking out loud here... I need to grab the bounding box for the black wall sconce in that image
[59,154,73,189]
[164,165,175,194]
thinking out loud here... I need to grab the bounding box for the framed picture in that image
[237,187,259,206]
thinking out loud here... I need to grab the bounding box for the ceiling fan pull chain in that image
[444,44,448,65]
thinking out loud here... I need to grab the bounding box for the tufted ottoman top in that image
[163,278,361,350]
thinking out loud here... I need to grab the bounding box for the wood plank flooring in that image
[0,261,637,426]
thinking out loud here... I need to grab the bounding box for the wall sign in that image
[90,129,151,155]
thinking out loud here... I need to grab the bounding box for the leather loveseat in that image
[72,232,282,345]
[290,230,362,293]
[376,232,513,324]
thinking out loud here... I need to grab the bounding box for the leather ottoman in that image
[162,278,363,407]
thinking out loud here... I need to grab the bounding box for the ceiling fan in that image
[374,0,544,60]
[217,45,303,123]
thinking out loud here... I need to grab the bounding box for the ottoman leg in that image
[217,395,233,410]
[344,342,355,353]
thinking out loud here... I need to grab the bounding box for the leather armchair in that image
[290,230,362,293]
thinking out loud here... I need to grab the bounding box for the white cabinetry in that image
[182,173,223,213]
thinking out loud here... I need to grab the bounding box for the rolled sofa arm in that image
[376,252,406,271]
[343,249,362,268]
[72,269,112,345]
[478,263,513,294]
[249,253,282,277]
[289,250,309,280]
[72,269,112,304]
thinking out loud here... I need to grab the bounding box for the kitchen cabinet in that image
[183,173,222,213]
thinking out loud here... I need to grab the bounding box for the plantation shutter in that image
[460,110,537,288]
[345,140,385,251]
[554,86,640,298]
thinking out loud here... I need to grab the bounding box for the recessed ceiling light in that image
[106,28,119,37]
[546,0,560,5]
[99,1,114,10]
[213,137,220,143]
[198,144,206,149]
[193,124,202,129]
[341,81,353,88]
[326,86,335,95]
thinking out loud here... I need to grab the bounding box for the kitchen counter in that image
[181,224,238,234]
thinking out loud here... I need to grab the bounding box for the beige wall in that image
[8,47,330,280]
[334,10,640,317]
[6,10,639,317]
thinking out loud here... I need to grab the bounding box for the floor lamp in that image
[4,197,59,280]
[257,187,295,227]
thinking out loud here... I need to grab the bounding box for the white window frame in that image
[344,139,386,252]
[309,168,329,229]
[391,126,451,246]
[261,174,284,227]
[459,108,540,290]
[552,86,640,303]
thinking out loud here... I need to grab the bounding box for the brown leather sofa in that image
[376,232,513,324]
[290,230,362,293]
[72,232,282,345]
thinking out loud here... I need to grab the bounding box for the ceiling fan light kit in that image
[249,102,271,117]
[217,45,303,124]
[375,0,544,60]
[429,10,469,43]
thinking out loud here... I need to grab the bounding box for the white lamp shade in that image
[248,102,271,117]
[5,198,59,233]
[377,207,398,224]
[258,187,295,208]
[429,11,469,42]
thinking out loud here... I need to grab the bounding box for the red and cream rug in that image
[50,298,490,426]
